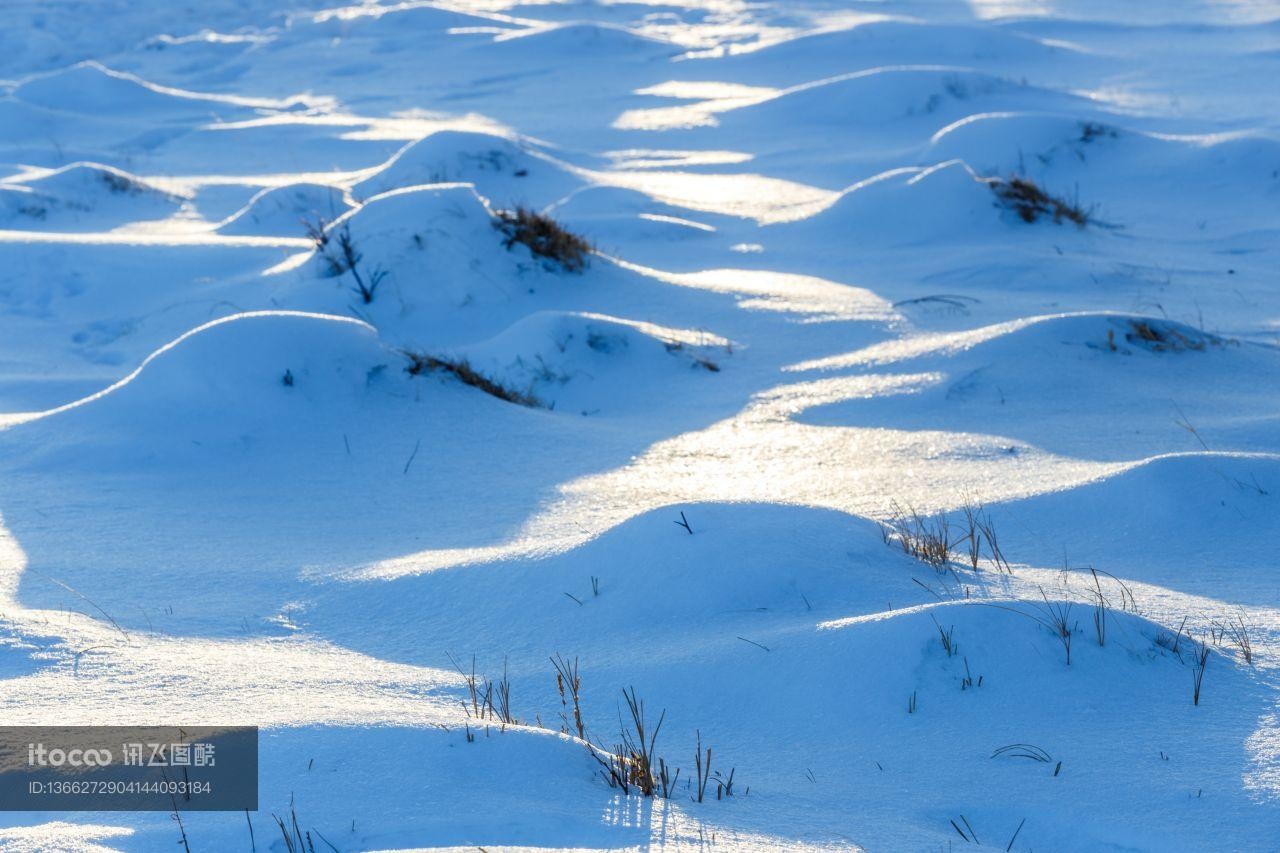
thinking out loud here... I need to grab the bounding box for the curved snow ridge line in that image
[704,14,1099,61]
[713,64,1083,126]
[930,110,1280,148]
[461,309,734,350]
[350,126,838,224]
[332,536,574,582]
[336,451,1274,585]
[818,601,938,630]
[1145,127,1280,146]
[780,63,984,99]
[991,448,1280,505]
[0,229,313,247]
[818,596,1194,637]
[761,158,981,224]
[833,159,975,198]
[147,30,273,48]
[816,598,1067,632]
[211,182,355,233]
[491,18,682,49]
[345,127,532,188]
[328,181,489,230]
[930,109,1079,144]
[616,65,1007,132]
[13,60,325,111]
[304,0,533,30]
[354,180,485,209]
[0,161,189,200]
[784,309,1188,372]
[602,255,898,322]
[698,12,910,58]
[0,311,375,431]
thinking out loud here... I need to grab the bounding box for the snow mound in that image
[12,61,261,120]
[726,67,1090,135]
[314,503,1265,852]
[354,130,578,207]
[930,111,1125,169]
[291,182,602,335]
[290,4,515,42]
[987,453,1280,604]
[300,183,508,309]
[492,22,677,60]
[548,185,724,244]
[217,183,353,236]
[787,160,996,246]
[439,311,730,415]
[804,600,1262,850]
[724,19,1097,81]
[19,312,393,444]
[0,100,64,146]
[795,313,1278,460]
[325,501,928,630]
[932,114,1280,235]
[0,162,186,229]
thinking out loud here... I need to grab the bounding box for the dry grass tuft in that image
[883,503,951,571]
[404,351,540,407]
[1212,613,1254,665]
[495,205,592,272]
[1079,121,1118,143]
[592,686,666,797]
[955,499,1012,574]
[101,171,145,195]
[1126,319,1217,353]
[988,175,1092,226]
[445,653,518,730]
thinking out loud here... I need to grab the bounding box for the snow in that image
[0,0,1278,850]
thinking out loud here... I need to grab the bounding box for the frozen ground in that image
[1,0,1278,850]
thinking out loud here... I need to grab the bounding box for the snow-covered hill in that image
[1,0,1278,850]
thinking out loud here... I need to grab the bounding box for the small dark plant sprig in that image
[1191,636,1210,706]
[950,815,981,845]
[931,612,958,658]
[658,757,680,798]
[1155,616,1189,661]
[1213,612,1254,665]
[445,652,517,729]
[302,216,386,303]
[693,729,712,803]
[271,807,337,853]
[713,766,736,799]
[974,510,1011,573]
[551,654,586,740]
[954,499,1012,574]
[960,500,982,571]
[1089,568,1107,647]
[1034,589,1074,666]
